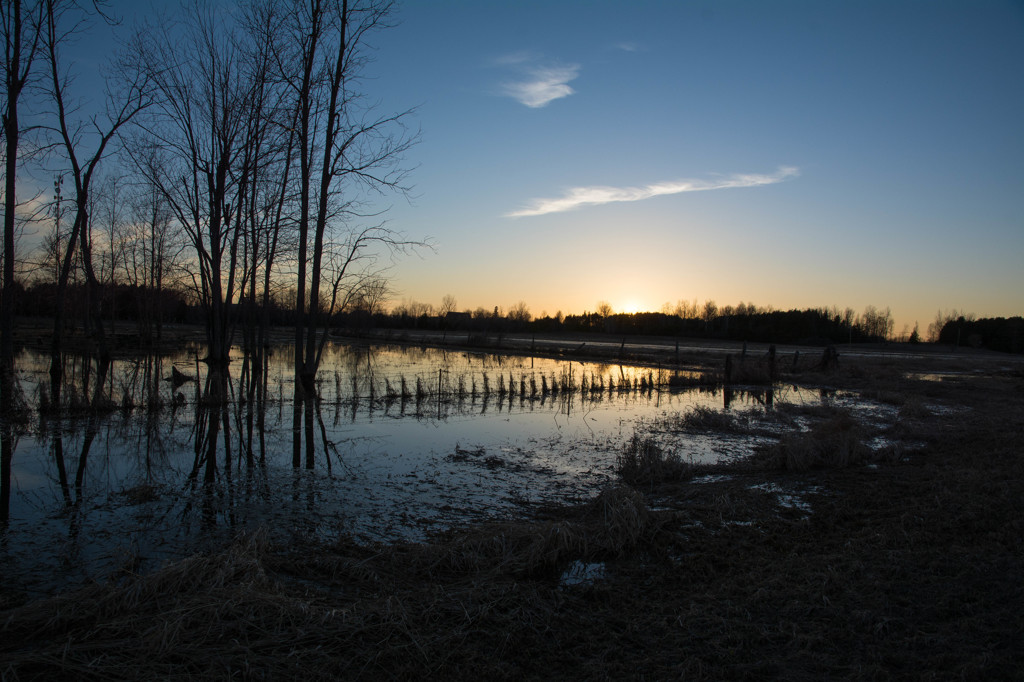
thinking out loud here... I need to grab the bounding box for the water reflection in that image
[0,341,825,595]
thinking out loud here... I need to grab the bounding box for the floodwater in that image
[1,341,831,597]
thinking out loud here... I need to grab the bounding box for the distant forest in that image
[8,280,1022,353]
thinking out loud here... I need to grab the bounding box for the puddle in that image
[749,482,816,516]
[559,560,606,588]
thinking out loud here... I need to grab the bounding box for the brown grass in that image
[756,410,869,471]
[616,434,693,487]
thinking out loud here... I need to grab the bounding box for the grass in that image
[755,409,869,471]
[616,434,693,487]
[676,404,743,432]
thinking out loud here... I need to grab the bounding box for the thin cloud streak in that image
[501,65,580,108]
[506,166,800,217]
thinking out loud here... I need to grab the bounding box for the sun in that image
[620,300,642,315]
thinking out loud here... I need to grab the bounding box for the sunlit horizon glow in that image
[505,167,799,217]
[618,301,642,315]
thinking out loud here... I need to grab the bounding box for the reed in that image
[119,389,135,413]
[616,434,692,487]
[666,371,718,388]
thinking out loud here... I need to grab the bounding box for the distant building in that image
[444,311,472,329]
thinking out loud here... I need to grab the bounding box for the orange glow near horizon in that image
[618,301,642,315]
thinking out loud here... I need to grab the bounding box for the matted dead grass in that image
[2,351,1022,680]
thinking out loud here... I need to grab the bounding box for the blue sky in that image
[56,0,1024,332]
[357,0,1024,331]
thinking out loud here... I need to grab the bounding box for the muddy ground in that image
[1,328,1022,679]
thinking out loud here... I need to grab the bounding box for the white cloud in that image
[506,166,799,217]
[501,64,580,108]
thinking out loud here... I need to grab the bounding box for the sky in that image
[55,0,1024,332]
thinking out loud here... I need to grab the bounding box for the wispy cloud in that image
[501,64,580,108]
[506,166,799,218]
[493,50,538,67]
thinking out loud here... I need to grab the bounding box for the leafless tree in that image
[123,158,186,342]
[860,305,894,341]
[354,275,390,315]
[264,0,419,394]
[1,0,43,520]
[126,3,255,376]
[439,293,457,317]
[41,0,152,405]
[508,300,531,324]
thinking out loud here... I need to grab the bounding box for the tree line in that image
[353,299,903,345]
[361,299,1019,353]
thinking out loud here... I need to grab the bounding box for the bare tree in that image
[508,300,531,324]
[267,0,418,394]
[860,305,894,341]
[42,0,152,405]
[123,158,185,342]
[127,3,255,374]
[355,275,389,315]
[439,293,457,316]
[1,0,44,519]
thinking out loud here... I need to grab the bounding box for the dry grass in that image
[616,434,693,487]
[0,487,661,680]
[676,404,743,432]
[756,410,869,471]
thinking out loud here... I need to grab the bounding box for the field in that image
[1,331,1022,679]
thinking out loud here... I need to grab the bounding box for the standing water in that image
[1,341,823,596]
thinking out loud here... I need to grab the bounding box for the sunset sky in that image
[68,1,1024,332]
[367,0,1024,332]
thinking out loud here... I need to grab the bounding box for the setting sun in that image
[619,301,642,315]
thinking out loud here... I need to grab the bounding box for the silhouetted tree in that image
[1,0,44,519]
[42,0,152,406]
[267,0,418,394]
[127,2,257,379]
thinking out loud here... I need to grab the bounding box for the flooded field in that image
[2,340,865,596]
